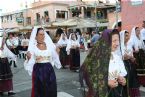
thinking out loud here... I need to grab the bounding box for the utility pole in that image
[95,1,99,33]
[115,0,119,28]
[24,1,28,27]
[0,9,2,28]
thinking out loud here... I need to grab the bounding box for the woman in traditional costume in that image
[80,29,128,97]
[25,27,61,97]
[6,33,18,67]
[57,33,69,68]
[120,30,140,97]
[0,31,16,96]
[21,35,29,59]
[130,27,145,86]
[66,33,80,71]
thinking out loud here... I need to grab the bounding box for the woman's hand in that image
[56,47,60,54]
[71,45,75,48]
[124,54,129,60]
[130,57,136,62]
[118,76,126,86]
[134,49,139,53]
[108,79,118,88]
[26,51,31,60]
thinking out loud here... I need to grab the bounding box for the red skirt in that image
[0,79,13,92]
[129,88,140,97]
[138,75,145,86]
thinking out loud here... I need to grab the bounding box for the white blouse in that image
[33,47,52,63]
[6,39,13,47]
[109,52,127,80]
[123,41,133,56]
[0,44,15,59]
[133,37,145,51]
[70,40,80,47]
[13,37,19,46]
[57,39,68,47]
[21,39,29,46]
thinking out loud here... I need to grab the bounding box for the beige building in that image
[1,10,24,28]
[0,0,117,32]
[0,1,71,29]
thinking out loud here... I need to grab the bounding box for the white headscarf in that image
[130,27,145,51]
[57,33,68,46]
[66,33,80,55]
[120,30,126,55]
[120,30,133,56]
[24,27,61,76]
[0,32,4,48]
[0,31,15,60]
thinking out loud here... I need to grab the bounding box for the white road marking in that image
[58,92,74,97]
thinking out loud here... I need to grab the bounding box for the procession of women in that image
[0,20,145,97]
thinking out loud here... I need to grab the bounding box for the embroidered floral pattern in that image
[83,39,111,97]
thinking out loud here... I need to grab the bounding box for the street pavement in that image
[1,50,145,97]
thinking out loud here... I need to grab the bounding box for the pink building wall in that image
[121,0,145,32]
[108,12,121,29]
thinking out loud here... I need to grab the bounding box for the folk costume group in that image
[80,26,145,97]
[1,23,145,97]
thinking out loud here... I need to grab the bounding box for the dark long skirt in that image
[59,47,69,68]
[134,49,145,85]
[0,58,13,92]
[69,48,80,70]
[21,46,28,51]
[31,62,57,97]
[10,47,19,55]
[124,60,140,97]
[108,85,128,97]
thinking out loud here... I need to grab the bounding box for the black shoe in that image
[13,62,17,68]
[9,61,12,66]
[8,92,16,96]
[0,92,4,96]
[14,64,17,68]
[19,54,21,59]
[23,53,25,59]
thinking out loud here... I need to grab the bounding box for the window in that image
[1,16,3,23]
[7,15,9,22]
[71,8,81,17]
[86,11,91,18]
[44,11,49,17]
[97,11,103,19]
[36,13,40,22]
[56,10,68,19]
[44,11,49,22]
[26,17,31,25]
[10,15,12,20]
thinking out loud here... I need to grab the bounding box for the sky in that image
[0,0,117,14]
[0,0,33,13]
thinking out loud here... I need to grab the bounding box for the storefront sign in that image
[131,0,143,6]
[16,17,23,23]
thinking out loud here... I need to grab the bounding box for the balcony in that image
[34,18,50,26]
[96,19,108,23]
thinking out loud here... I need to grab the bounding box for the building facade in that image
[0,0,117,32]
[121,0,145,32]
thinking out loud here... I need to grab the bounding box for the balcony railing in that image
[34,18,50,26]
[96,19,108,23]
